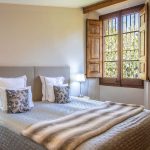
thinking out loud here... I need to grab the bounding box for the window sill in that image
[99,78,144,89]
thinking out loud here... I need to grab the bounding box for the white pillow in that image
[0,86,34,111]
[40,76,65,101]
[0,75,27,89]
[0,75,27,111]
[47,83,68,103]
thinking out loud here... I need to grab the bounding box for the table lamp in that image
[75,74,86,97]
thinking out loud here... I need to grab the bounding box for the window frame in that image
[99,5,144,88]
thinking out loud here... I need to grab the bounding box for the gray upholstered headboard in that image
[33,66,70,101]
[0,66,70,101]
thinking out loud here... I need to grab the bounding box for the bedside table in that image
[71,96,90,100]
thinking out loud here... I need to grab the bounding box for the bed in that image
[0,66,150,150]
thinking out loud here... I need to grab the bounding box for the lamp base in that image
[78,95,84,98]
[79,82,84,98]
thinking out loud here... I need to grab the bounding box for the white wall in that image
[0,3,149,104]
[100,86,144,105]
[144,82,150,109]
[0,4,84,71]
[0,4,86,96]
[0,4,101,99]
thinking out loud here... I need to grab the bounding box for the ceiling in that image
[0,0,145,14]
[96,0,145,15]
[0,0,103,8]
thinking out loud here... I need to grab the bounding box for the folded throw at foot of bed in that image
[22,101,144,150]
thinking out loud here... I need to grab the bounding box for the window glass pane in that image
[104,20,109,35]
[104,35,118,52]
[130,32,135,50]
[104,36,109,51]
[109,19,113,35]
[131,14,135,31]
[112,19,116,34]
[116,18,118,33]
[104,51,118,61]
[135,13,139,30]
[104,62,117,78]
[123,61,139,78]
[123,32,139,51]
[127,33,131,50]
[127,15,131,32]
[123,15,126,33]
[135,32,139,49]
[123,34,127,50]
[123,50,139,60]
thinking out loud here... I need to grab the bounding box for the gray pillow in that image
[6,89,30,113]
[53,86,70,104]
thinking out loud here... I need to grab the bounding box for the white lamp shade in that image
[75,74,86,82]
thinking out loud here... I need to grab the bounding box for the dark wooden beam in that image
[83,0,128,14]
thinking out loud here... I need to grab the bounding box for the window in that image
[86,4,148,88]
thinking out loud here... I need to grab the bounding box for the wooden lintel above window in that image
[83,0,128,14]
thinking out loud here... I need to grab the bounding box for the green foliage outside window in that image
[103,13,140,79]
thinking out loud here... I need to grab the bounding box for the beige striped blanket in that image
[22,101,144,150]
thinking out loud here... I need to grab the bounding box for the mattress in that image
[0,98,150,150]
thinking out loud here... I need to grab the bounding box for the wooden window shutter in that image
[139,4,148,80]
[86,19,102,78]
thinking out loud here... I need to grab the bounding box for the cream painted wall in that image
[100,86,144,105]
[0,4,86,96]
[0,4,84,71]
[0,3,149,103]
